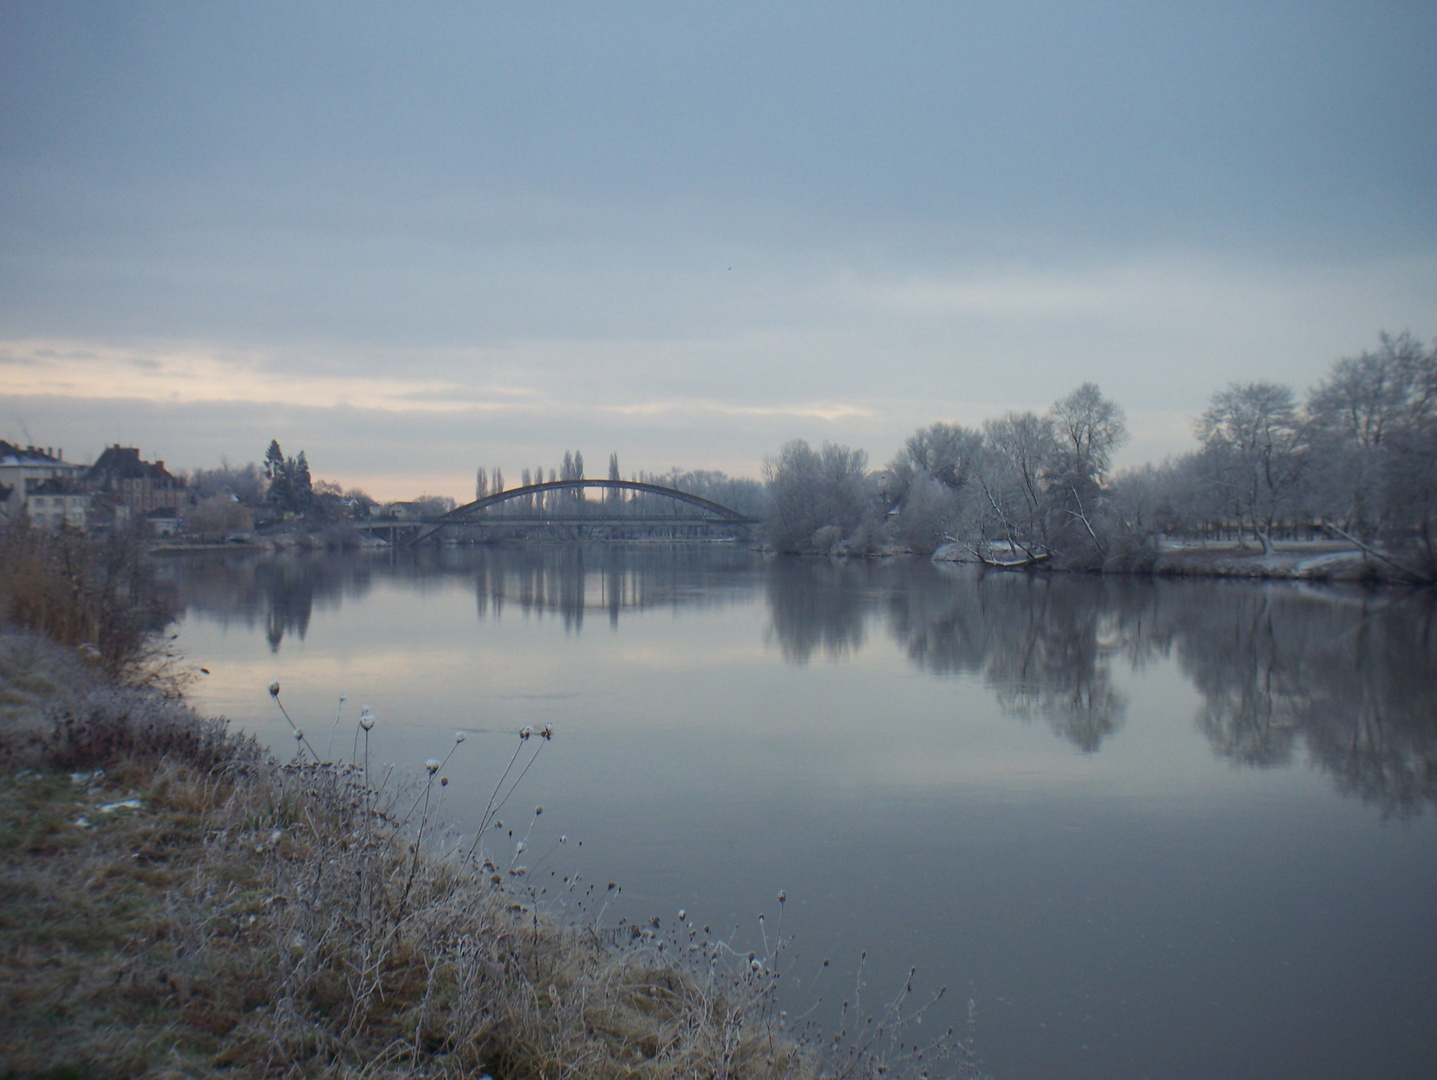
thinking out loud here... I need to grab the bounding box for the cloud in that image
[2,249,1434,498]
[600,399,873,423]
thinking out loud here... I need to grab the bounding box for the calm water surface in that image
[164,545,1437,1080]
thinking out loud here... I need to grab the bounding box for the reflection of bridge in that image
[362,480,760,546]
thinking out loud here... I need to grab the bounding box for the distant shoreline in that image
[145,533,1432,587]
[934,539,1420,584]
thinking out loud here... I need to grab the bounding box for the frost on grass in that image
[0,662,982,1080]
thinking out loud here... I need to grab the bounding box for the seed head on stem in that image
[269,680,318,761]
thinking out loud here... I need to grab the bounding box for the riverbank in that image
[0,626,955,1080]
[931,539,1424,583]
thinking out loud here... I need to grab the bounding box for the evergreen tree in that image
[263,440,285,484]
[293,451,313,512]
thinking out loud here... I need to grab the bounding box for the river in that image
[163,544,1437,1080]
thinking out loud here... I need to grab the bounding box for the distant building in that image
[145,506,182,538]
[0,441,84,493]
[24,476,91,530]
[0,442,88,529]
[85,445,188,519]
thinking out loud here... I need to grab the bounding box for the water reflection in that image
[882,568,1437,817]
[759,560,1436,813]
[1169,585,1437,816]
[468,544,757,629]
[905,572,1127,752]
[165,547,1437,815]
[156,551,379,651]
[763,558,872,662]
[163,544,759,647]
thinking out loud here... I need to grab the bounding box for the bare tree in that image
[188,495,254,541]
[971,412,1057,565]
[890,422,984,495]
[1195,382,1305,554]
[189,461,266,507]
[886,422,984,552]
[1307,331,1437,546]
[762,439,872,553]
[1049,382,1128,485]
[1045,383,1128,562]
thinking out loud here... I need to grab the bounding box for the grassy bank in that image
[0,629,971,1080]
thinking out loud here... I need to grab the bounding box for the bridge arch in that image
[408,478,759,544]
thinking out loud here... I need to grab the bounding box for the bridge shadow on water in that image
[163,545,1437,817]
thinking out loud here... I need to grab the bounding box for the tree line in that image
[762,332,1437,578]
[177,442,379,537]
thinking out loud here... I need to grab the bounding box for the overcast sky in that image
[3,1,1434,499]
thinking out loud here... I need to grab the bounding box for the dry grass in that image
[0,523,175,675]
[0,644,980,1080]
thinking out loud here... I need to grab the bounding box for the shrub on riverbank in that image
[0,632,974,1080]
[0,522,174,673]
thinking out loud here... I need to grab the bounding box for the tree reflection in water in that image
[763,558,873,663]
[880,567,1437,816]
[166,548,1437,815]
[165,545,758,646]
[884,569,1128,752]
[158,551,377,652]
[1168,584,1437,816]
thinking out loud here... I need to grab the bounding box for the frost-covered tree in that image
[886,422,984,553]
[1048,382,1127,487]
[1044,384,1127,561]
[762,439,873,553]
[972,411,1058,563]
[1306,331,1437,543]
[1195,382,1304,553]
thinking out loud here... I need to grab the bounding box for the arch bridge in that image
[394,479,760,545]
